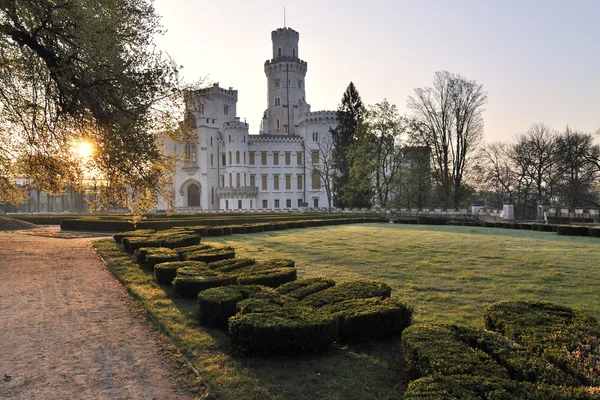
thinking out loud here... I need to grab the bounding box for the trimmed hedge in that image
[236,267,297,287]
[556,225,590,236]
[145,248,180,269]
[228,311,338,355]
[484,301,600,386]
[589,227,600,237]
[319,297,413,342]
[404,375,594,400]
[184,248,236,263]
[159,233,201,249]
[154,261,209,285]
[122,236,161,253]
[209,258,256,273]
[173,243,214,259]
[276,277,335,300]
[134,246,171,264]
[302,280,392,308]
[113,229,155,243]
[197,285,270,325]
[172,268,235,298]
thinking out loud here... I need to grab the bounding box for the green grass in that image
[93,223,600,399]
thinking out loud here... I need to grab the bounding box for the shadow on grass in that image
[94,239,408,400]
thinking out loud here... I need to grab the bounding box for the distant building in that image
[164,27,337,211]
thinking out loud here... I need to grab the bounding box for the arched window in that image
[293,48,296,57]
[244,173,247,187]
[277,47,282,57]
[229,135,231,143]
[229,173,233,187]
[210,154,213,167]
[228,151,232,165]
[243,152,246,164]
[236,151,240,164]
[276,119,280,130]
[210,137,213,147]
[236,173,240,188]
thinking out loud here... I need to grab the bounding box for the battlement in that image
[194,82,238,103]
[248,134,303,144]
[271,27,299,39]
[224,120,249,131]
[298,111,337,125]
[264,57,307,68]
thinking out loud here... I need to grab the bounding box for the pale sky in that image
[154,0,599,143]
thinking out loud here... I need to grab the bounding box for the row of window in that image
[221,172,321,191]
[187,148,321,167]
[272,77,303,89]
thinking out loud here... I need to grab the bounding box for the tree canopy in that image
[0,0,192,216]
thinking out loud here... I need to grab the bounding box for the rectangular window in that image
[238,200,242,209]
[210,154,214,167]
[313,198,319,209]
[249,152,255,165]
[312,150,319,164]
[261,152,267,166]
[285,175,291,190]
[222,154,226,166]
[273,152,279,165]
[262,199,268,209]
[225,200,229,210]
[297,174,303,190]
[298,79,303,89]
[312,171,321,190]
[285,152,291,165]
[261,175,268,191]
[286,199,292,208]
[224,105,229,115]
[250,175,256,188]
[298,199,303,208]
[274,199,280,209]
[273,175,280,190]
[297,152,303,165]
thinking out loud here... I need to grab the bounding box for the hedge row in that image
[402,301,600,399]
[64,216,385,232]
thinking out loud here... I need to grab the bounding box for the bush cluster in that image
[402,301,600,399]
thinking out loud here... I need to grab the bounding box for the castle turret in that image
[264,27,308,136]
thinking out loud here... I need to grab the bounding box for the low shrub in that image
[277,277,335,300]
[302,280,392,308]
[518,223,534,230]
[122,236,161,253]
[113,229,155,243]
[184,248,236,263]
[273,222,288,230]
[320,297,413,342]
[484,301,600,386]
[173,243,214,259]
[536,224,555,232]
[494,222,504,228]
[197,285,270,325]
[556,225,589,237]
[154,261,209,285]
[236,267,297,287]
[209,258,256,273]
[402,324,509,380]
[134,246,170,264]
[403,375,593,400]
[159,233,201,249]
[228,311,338,355]
[172,268,235,298]
[205,227,225,237]
[417,216,435,225]
[229,225,248,234]
[145,248,180,269]
[589,226,600,237]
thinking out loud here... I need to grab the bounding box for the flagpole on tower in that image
[284,6,286,28]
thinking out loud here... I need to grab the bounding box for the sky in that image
[153,0,599,143]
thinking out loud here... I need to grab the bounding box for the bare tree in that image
[408,71,487,210]
[308,132,336,212]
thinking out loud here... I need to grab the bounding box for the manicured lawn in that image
[94,223,600,399]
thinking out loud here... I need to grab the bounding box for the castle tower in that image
[263,28,309,136]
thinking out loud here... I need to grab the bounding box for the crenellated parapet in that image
[248,134,303,144]
[298,111,337,126]
[264,58,307,75]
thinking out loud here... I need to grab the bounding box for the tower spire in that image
[284,6,286,28]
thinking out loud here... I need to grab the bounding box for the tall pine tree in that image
[330,82,370,208]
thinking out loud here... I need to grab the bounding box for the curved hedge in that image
[228,311,338,355]
[134,246,171,264]
[276,277,336,300]
[320,297,413,342]
[159,233,201,249]
[236,267,297,287]
[208,258,256,273]
[173,243,214,259]
[122,236,161,253]
[113,229,155,243]
[145,248,180,269]
[302,280,392,308]
[172,268,235,298]
[184,248,236,263]
[154,261,208,285]
[197,285,271,325]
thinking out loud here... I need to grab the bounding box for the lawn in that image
[94,223,600,399]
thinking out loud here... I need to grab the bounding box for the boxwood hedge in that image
[122,236,161,253]
[236,267,297,287]
[113,229,156,243]
[556,225,590,236]
[154,261,209,285]
[197,285,271,325]
[172,268,236,298]
[145,248,180,269]
[302,280,392,308]
[276,277,335,300]
[209,258,257,273]
[183,248,236,263]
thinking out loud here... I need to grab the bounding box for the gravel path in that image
[0,233,194,400]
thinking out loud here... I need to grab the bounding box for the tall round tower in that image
[264,27,308,136]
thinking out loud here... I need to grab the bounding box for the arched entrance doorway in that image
[187,183,200,207]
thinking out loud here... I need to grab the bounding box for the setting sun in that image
[73,140,94,159]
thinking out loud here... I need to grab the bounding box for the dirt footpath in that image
[0,233,193,400]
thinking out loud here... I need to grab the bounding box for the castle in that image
[165,27,337,211]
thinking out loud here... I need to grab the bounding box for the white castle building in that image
[166,27,337,211]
